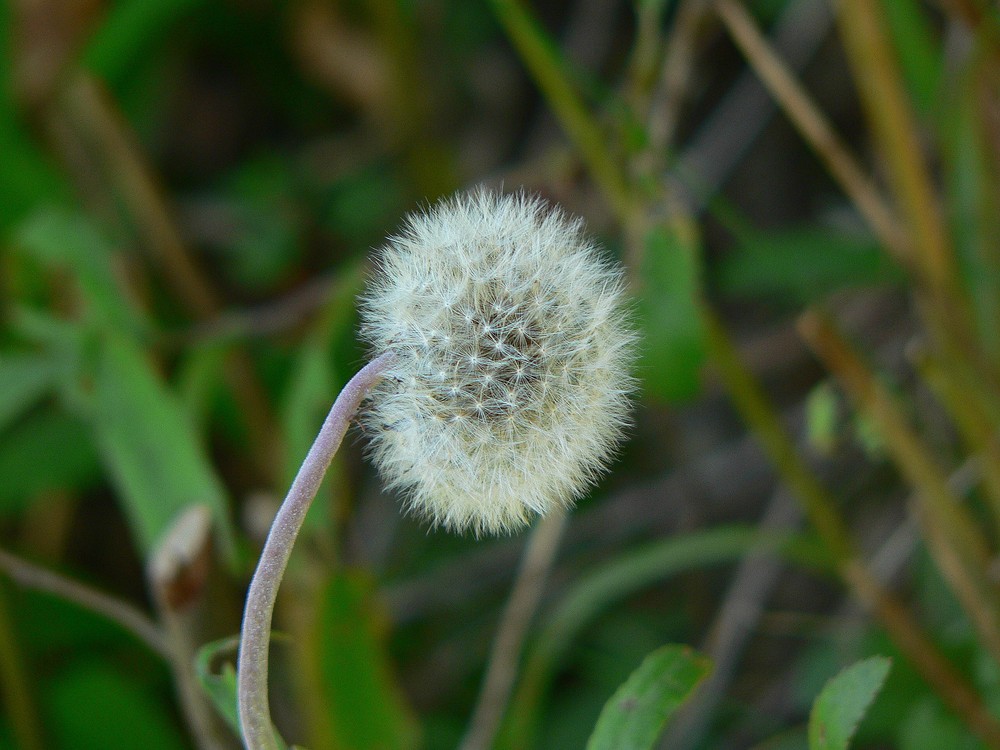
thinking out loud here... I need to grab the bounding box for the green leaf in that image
[14,210,143,333]
[808,656,892,750]
[717,227,899,306]
[90,333,236,563]
[44,660,187,750]
[194,636,288,749]
[81,0,204,83]
[194,638,239,734]
[0,408,101,514]
[308,573,419,750]
[637,224,706,402]
[586,644,711,750]
[0,354,56,433]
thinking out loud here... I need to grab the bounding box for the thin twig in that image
[458,509,568,750]
[237,352,395,750]
[0,548,168,659]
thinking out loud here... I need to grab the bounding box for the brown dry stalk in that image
[798,310,1000,666]
[714,0,907,260]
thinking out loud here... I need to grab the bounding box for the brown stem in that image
[459,509,568,750]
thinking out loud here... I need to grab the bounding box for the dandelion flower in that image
[359,190,636,534]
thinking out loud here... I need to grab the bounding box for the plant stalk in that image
[237,352,395,750]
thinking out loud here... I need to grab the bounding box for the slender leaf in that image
[194,636,288,749]
[0,409,100,514]
[308,573,419,750]
[808,656,891,750]
[0,355,56,433]
[637,224,705,402]
[586,644,711,750]
[90,333,236,563]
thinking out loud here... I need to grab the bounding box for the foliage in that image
[2,0,1000,748]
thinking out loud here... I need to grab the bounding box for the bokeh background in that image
[2,0,1000,748]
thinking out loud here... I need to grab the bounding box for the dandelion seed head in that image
[358,190,636,535]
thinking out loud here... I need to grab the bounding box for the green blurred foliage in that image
[1,0,1000,748]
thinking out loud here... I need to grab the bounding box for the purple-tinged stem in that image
[237,352,395,750]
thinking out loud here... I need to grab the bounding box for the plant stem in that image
[713,0,907,262]
[459,509,568,750]
[798,311,1000,664]
[836,0,958,302]
[0,547,167,658]
[704,307,1000,747]
[487,0,633,223]
[237,352,395,750]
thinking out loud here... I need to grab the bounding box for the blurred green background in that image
[3,0,1000,748]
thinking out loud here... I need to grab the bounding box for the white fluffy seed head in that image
[358,190,637,535]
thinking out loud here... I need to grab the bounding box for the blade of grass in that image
[92,332,238,565]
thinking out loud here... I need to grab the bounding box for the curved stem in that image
[237,352,395,750]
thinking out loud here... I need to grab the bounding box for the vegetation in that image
[2,0,1000,748]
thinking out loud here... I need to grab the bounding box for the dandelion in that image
[238,189,635,750]
[359,189,636,534]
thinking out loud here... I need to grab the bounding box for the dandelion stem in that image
[237,352,395,750]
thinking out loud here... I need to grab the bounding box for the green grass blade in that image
[91,333,236,564]
[638,224,706,402]
[306,573,420,750]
